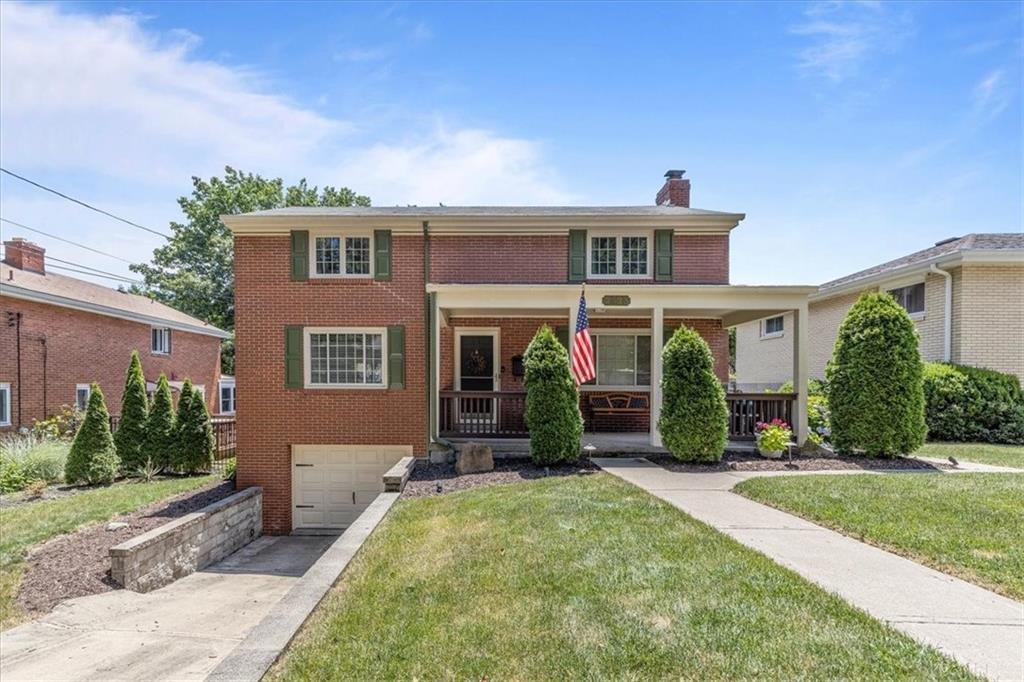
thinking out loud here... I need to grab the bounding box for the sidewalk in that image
[593,457,1024,682]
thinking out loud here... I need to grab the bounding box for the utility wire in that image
[0,168,172,239]
[45,256,143,284]
[0,217,136,264]
[46,264,140,284]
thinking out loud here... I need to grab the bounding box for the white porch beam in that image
[793,303,810,445]
[650,306,664,447]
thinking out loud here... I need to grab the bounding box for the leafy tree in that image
[658,325,728,462]
[826,292,927,456]
[523,325,583,465]
[176,385,216,474]
[130,167,371,371]
[65,384,120,484]
[145,374,177,470]
[114,351,149,473]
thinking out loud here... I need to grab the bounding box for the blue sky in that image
[1,1,1020,287]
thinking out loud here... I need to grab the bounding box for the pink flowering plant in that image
[755,418,792,453]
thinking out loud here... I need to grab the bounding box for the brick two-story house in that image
[1,238,231,430]
[226,170,816,533]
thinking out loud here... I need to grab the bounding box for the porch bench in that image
[589,392,650,414]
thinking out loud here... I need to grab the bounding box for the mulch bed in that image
[401,459,598,499]
[648,451,954,473]
[16,480,236,617]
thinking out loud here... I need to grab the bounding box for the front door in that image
[456,331,499,426]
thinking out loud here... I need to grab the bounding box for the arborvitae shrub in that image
[64,384,120,484]
[826,292,927,456]
[114,351,149,473]
[145,374,177,470]
[658,324,728,462]
[523,325,582,465]
[175,383,215,473]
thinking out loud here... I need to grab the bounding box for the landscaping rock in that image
[105,522,130,532]
[455,442,494,475]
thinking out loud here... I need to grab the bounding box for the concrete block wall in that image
[110,486,262,592]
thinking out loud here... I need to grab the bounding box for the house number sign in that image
[601,295,631,307]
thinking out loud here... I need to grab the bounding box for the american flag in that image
[570,288,595,386]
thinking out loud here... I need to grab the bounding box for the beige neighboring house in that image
[734,233,1024,390]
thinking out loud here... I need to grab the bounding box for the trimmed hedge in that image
[146,374,176,470]
[114,351,150,473]
[923,362,1024,444]
[658,324,728,462]
[826,292,927,456]
[64,383,120,485]
[523,325,583,465]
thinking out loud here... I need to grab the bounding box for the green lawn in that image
[271,474,972,681]
[736,473,1024,600]
[918,442,1024,469]
[0,475,215,629]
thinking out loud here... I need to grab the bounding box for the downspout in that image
[929,264,952,362]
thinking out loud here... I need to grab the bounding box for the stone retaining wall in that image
[110,486,262,592]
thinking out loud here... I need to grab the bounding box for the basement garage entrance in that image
[291,444,411,531]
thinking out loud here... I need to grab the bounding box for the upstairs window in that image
[760,316,784,339]
[151,327,171,354]
[312,233,373,278]
[588,234,650,278]
[888,283,925,315]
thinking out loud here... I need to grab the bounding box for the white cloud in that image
[972,69,1011,121]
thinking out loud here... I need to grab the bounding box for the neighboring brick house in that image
[735,234,1024,390]
[226,170,816,534]
[0,238,230,430]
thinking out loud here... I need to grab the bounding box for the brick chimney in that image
[656,169,690,207]
[3,238,46,274]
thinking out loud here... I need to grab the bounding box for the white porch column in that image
[650,306,664,447]
[432,294,441,442]
[793,303,809,445]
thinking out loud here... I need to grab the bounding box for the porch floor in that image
[447,432,757,458]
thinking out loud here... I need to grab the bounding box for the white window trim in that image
[75,384,92,411]
[0,382,10,426]
[219,377,236,415]
[303,327,388,389]
[151,327,171,355]
[759,316,785,340]
[454,327,502,392]
[580,328,652,391]
[308,230,374,279]
[586,230,653,280]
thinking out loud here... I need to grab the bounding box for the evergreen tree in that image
[523,325,583,465]
[171,379,195,472]
[64,384,120,484]
[658,325,728,462]
[114,351,149,473]
[145,374,177,470]
[178,385,216,474]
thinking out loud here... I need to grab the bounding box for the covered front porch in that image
[427,283,815,449]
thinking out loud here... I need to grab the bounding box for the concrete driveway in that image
[0,535,335,682]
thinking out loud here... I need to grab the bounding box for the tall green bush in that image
[174,382,215,473]
[145,374,176,470]
[826,292,926,456]
[523,325,582,465]
[64,384,120,484]
[923,362,1024,444]
[114,351,150,472]
[658,324,728,462]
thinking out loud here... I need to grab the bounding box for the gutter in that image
[929,264,952,362]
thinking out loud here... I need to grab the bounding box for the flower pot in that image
[759,448,783,459]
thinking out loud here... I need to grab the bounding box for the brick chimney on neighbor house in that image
[3,238,46,274]
[656,169,690,207]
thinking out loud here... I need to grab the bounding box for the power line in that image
[0,218,136,264]
[46,264,140,284]
[0,168,172,239]
[45,256,143,284]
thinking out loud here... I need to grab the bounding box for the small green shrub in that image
[146,375,177,470]
[64,383,120,485]
[923,362,1024,444]
[659,324,728,462]
[826,292,927,456]
[223,457,237,481]
[115,350,150,473]
[523,325,583,465]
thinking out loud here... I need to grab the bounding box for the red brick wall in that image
[673,235,729,284]
[0,298,221,428]
[233,235,427,534]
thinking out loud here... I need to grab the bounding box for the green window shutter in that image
[555,325,569,353]
[284,326,304,389]
[655,229,673,282]
[374,230,392,281]
[387,325,405,389]
[290,230,309,281]
[568,230,587,282]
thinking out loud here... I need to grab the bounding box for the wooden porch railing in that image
[438,390,796,442]
[725,393,796,440]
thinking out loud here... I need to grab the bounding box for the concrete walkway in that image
[0,535,335,682]
[593,458,1024,682]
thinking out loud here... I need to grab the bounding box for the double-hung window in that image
[584,333,651,388]
[888,283,925,316]
[0,383,10,426]
[588,233,650,278]
[151,327,171,354]
[760,315,784,339]
[312,233,372,277]
[219,378,236,414]
[305,328,386,388]
[75,384,91,412]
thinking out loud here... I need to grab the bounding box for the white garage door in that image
[291,444,411,531]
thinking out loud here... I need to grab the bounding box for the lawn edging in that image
[206,491,400,682]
